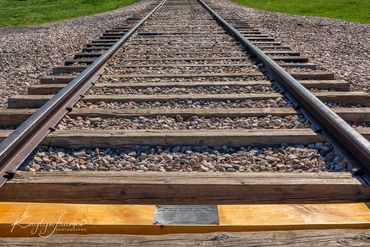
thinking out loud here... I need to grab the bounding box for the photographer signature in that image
[10,212,87,238]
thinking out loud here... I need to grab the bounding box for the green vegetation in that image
[234,0,370,23]
[0,0,138,26]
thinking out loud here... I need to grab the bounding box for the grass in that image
[234,0,370,23]
[0,0,139,26]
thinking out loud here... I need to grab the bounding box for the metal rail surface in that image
[197,0,370,169]
[0,0,167,188]
[0,0,369,190]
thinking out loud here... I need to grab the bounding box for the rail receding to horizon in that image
[0,0,370,239]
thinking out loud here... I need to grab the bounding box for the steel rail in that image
[0,0,167,188]
[197,0,370,169]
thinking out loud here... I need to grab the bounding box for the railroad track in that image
[0,0,370,238]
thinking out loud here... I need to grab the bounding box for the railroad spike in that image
[3,171,14,180]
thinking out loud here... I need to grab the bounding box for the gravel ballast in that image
[208,0,370,92]
[87,85,275,95]
[0,0,154,108]
[57,115,307,130]
[21,143,350,173]
[76,98,292,109]
[99,75,269,84]
[3,0,367,174]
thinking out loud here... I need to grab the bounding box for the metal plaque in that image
[153,205,219,225]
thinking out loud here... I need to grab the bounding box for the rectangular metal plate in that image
[153,205,219,225]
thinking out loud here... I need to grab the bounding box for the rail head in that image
[0,0,168,188]
[197,0,370,171]
[1,0,369,189]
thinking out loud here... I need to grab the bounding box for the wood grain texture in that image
[39,72,334,84]
[0,129,370,147]
[1,230,370,246]
[1,107,369,126]
[26,80,349,95]
[7,91,369,108]
[1,172,369,204]
[0,202,370,236]
[100,72,334,79]
[0,129,327,147]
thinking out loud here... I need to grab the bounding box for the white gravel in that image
[0,0,154,108]
[21,143,350,172]
[88,85,275,95]
[208,0,370,92]
[57,115,307,130]
[102,75,268,83]
[76,98,292,109]
[105,66,259,74]
[4,0,365,173]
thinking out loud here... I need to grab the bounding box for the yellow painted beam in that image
[0,202,370,237]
